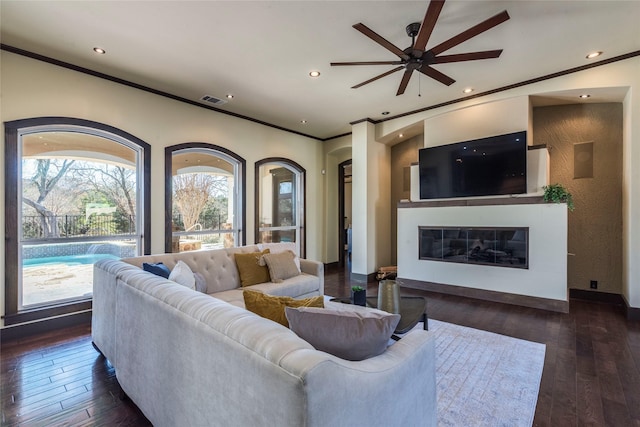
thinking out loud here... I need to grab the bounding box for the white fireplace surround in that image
[398,200,568,305]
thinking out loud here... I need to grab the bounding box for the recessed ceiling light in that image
[381,111,390,115]
[586,51,602,59]
[462,88,474,94]
[226,94,234,99]
[579,94,591,99]
[93,47,106,54]
[309,71,321,78]
[399,133,404,138]
[301,120,308,124]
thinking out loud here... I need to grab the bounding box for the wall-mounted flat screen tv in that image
[419,131,527,199]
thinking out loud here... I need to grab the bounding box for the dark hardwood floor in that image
[2,264,639,426]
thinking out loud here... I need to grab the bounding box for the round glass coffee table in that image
[367,296,428,336]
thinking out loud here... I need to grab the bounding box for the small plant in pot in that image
[543,183,575,211]
[351,285,366,306]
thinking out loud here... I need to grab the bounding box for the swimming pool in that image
[23,253,119,267]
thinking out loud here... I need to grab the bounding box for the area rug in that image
[422,319,546,427]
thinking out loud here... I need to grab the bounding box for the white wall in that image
[398,203,568,302]
[424,96,530,147]
[0,51,325,327]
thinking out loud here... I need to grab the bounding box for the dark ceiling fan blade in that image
[352,23,410,60]
[413,0,446,51]
[430,10,510,56]
[351,66,405,89]
[396,69,414,96]
[419,64,455,86]
[432,49,503,63]
[331,61,405,66]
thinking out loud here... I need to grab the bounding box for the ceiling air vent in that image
[200,95,227,106]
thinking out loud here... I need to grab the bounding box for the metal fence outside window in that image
[172,210,226,231]
[22,214,136,239]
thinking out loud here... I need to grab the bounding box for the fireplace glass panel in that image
[418,226,528,269]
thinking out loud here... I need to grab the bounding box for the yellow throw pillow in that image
[234,249,270,287]
[243,289,324,327]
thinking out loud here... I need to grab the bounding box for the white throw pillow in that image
[168,260,196,290]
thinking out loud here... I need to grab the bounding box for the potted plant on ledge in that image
[543,184,574,211]
[351,285,366,306]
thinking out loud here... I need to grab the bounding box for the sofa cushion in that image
[250,273,319,298]
[243,290,323,327]
[142,262,171,278]
[261,251,300,283]
[234,249,271,286]
[285,306,400,361]
[168,260,196,290]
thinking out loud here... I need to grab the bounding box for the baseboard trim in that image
[0,310,92,342]
[569,289,640,320]
[625,305,640,321]
[622,294,640,321]
[399,278,569,313]
[569,288,625,305]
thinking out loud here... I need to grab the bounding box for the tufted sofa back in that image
[122,245,262,294]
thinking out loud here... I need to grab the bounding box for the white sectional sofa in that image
[92,243,437,427]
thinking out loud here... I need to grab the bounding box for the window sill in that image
[2,300,92,326]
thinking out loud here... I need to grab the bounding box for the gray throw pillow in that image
[193,272,207,293]
[261,250,300,283]
[285,306,400,361]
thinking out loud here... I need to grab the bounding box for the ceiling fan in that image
[330,0,510,96]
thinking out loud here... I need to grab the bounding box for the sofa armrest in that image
[91,259,140,367]
[300,258,324,295]
[295,330,437,427]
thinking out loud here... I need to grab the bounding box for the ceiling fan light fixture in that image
[330,1,510,96]
[93,47,106,54]
[586,51,602,59]
[309,70,321,78]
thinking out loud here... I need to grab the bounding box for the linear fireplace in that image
[418,226,528,269]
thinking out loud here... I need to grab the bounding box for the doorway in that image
[338,160,352,268]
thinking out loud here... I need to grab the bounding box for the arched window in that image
[3,117,150,325]
[165,143,245,252]
[255,158,305,257]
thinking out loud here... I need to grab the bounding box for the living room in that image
[2,1,640,425]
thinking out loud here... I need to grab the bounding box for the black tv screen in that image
[419,131,527,199]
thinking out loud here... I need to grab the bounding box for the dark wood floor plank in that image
[576,372,605,426]
[1,364,65,388]
[2,265,639,426]
[549,348,577,426]
[1,375,52,401]
[4,400,64,427]
[601,397,633,427]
